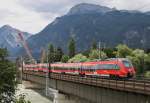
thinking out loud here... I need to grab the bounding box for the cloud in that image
[0,0,150,34]
[105,0,150,11]
[0,0,58,34]
[15,0,150,16]
[19,0,108,15]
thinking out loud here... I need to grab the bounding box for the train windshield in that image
[122,60,132,68]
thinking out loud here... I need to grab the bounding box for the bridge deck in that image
[23,71,150,95]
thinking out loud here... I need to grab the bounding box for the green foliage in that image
[0,48,16,103]
[132,49,145,58]
[68,54,89,63]
[127,55,142,74]
[68,38,76,58]
[15,94,31,103]
[127,49,148,75]
[116,44,132,58]
[82,50,90,58]
[48,43,54,63]
[144,53,150,71]
[145,71,150,78]
[54,47,64,62]
[61,55,70,63]
[89,49,107,60]
[104,48,117,58]
[48,44,64,62]
[0,48,8,61]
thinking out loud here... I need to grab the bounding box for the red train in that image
[24,58,136,78]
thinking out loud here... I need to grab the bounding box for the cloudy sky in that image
[0,0,150,34]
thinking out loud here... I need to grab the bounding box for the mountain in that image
[26,3,150,58]
[67,3,113,15]
[0,25,31,55]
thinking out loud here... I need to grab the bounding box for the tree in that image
[116,44,132,58]
[0,48,8,61]
[68,54,89,63]
[89,49,107,60]
[127,49,147,75]
[145,71,150,78]
[82,49,90,57]
[68,38,76,58]
[144,53,150,71]
[0,48,16,103]
[53,47,64,62]
[61,55,70,63]
[48,44,54,63]
[104,48,117,58]
[56,47,64,62]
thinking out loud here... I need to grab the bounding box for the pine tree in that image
[48,44,54,63]
[0,48,8,61]
[56,47,64,62]
[68,38,76,58]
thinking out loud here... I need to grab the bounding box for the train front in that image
[121,59,136,78]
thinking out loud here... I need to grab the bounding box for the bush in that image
[61,55,70,63]
[68,54,89,63]
[89,49,107,60]
[145,71,150,78]
[116,44,132,58]
[127,49,147,75]
[15,94,31,103]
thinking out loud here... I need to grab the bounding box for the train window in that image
[51,67,54,70]
[93,64,99,69]
[55,67,58,70]
[98,64,120,70]
[60,67,62,70]
[90,66,95,72]
[122,61,132,68]
[61,67,63,70]
[102,64,111,69]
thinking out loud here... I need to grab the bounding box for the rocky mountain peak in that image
[0,25,32,55]
[67,3,113,15]
[1,25,15,31]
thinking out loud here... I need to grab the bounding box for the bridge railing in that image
[50,72,150,95]
[23,71,150,95]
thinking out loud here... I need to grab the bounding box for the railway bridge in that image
[23,71,150,103]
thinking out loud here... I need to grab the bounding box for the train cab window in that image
[122,61,132,68]
[114,64,120,70]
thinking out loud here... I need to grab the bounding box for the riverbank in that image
[16,81,52,103]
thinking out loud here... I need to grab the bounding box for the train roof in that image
[24,58,130,67]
